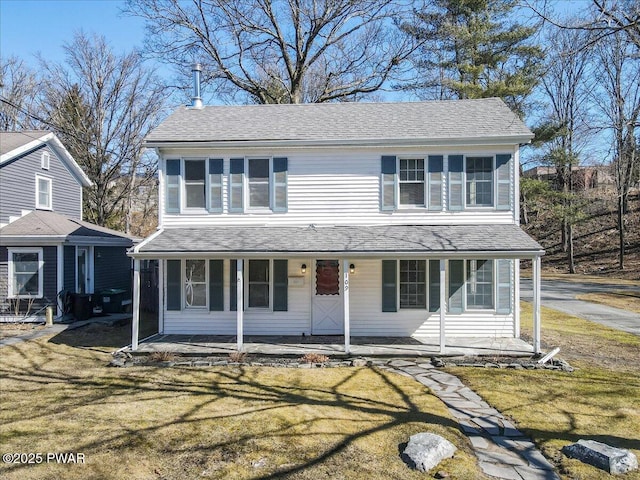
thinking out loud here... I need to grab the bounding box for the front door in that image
[77,247,90,294]
[312,260,343,334]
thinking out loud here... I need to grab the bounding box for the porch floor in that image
[131,334,535,357]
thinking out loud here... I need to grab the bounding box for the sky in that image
[1,0,146,65]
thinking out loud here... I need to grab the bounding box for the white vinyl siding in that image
[160,149,516,227]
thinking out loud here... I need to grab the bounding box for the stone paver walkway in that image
[378,358,559,480]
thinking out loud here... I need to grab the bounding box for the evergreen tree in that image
[401,0,544,116]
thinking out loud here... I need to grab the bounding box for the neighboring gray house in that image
[0,131,133,316]
[129,96,545,354]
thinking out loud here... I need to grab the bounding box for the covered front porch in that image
[129,333,535,357]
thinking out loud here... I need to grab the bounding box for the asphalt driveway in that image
[520,278,640,336]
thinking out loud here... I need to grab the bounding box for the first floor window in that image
[248,259,270,307]
[9,249,42,298]
[185,259,206,307]
[400,260,426,308]
[466,259,494,309]
[36,175,52,209]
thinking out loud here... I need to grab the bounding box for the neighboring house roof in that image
[0,210,134,246]
[133,224,543,257]
[145,98,534,148]
[0,131,92,187]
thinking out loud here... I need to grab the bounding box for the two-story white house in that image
[130,97,544,354]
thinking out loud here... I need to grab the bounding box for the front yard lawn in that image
[0,323,484,480]
[449,302,640,480]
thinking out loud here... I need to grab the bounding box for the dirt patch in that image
[0,323,46,340]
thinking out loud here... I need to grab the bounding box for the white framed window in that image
[41,151,50,170]
[8,248,43,298]
[184,259,207,308]
[247,158,270,209]
[465,156,494,207]
[399,260,426,308]
[183,159,206,209]
[466,260,494,309]
[399,158,425,206]
[35,175,52,210]
[247,259,270,308]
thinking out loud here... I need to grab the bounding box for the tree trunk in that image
[568,223,575,273]
[618,195,625,269]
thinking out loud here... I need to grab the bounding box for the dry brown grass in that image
[576,290,640,314]
[449,302,640,480]
[0,323,45,340]
[299,353,330,364]
[0,323,485,480]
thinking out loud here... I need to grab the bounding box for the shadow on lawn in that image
[0,336,461,479]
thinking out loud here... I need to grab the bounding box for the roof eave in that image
[144,134,534,150]
[0,235,133,246]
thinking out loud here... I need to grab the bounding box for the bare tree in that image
[0,56,42,130]
[525,0,640,50]
[592,31,640,269]
[39,33,167,232]
[538,27,594,273]
[124,0,417,103]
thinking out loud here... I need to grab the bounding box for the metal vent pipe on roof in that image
[191,63,203,109]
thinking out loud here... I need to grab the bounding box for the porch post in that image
[56,244,63,316]
[132,258,140,351]
[343,259,350,355]
[158,259,164,334]
[236,259,244,351]
[532,255,542,354]
[439,259,446,354]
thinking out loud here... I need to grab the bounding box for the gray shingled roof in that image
[0,211,134,244]
[146,98,533,146]
[135,224,543,256]
[0,130,51,156]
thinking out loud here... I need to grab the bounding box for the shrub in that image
[300,353,330,364]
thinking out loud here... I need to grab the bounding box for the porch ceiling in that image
[132,224,544,258]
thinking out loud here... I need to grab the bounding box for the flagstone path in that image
[378,359,560,480]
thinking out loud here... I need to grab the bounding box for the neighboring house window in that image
[8,248,43,298]
[184,159,206,209]
[35,175,52,210]
[41,151,50,170]
[466,259,494,309]
[248,259,270,308]
[248,158,270,208]
[399,159,425,206]
[399,260,426,308]
[466,157,493,207]
[165,159,180,213]
[185,259,207,308]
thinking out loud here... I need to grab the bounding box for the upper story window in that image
[165,157,288,214]
[399,159,425,206]
[184,159,206,209]
[466,157,493,207]
[381,155,443,211]
[8,248,43,298]
[41,151,50,170]
[248,158,270,208]
[35,175,52,210]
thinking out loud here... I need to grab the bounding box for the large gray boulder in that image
[403,432,457,473]
[562,440,638,475]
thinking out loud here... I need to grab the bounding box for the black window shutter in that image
[230,158,244,174]
[382,260,397,312]
[273,157,288,172]
[381,156,397,174]
[209,158,223,175]
[230,259,237,311]
[166,260,182,311]
[273,259,288,311]
[428,259,441,312]
[209,260,224,311]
